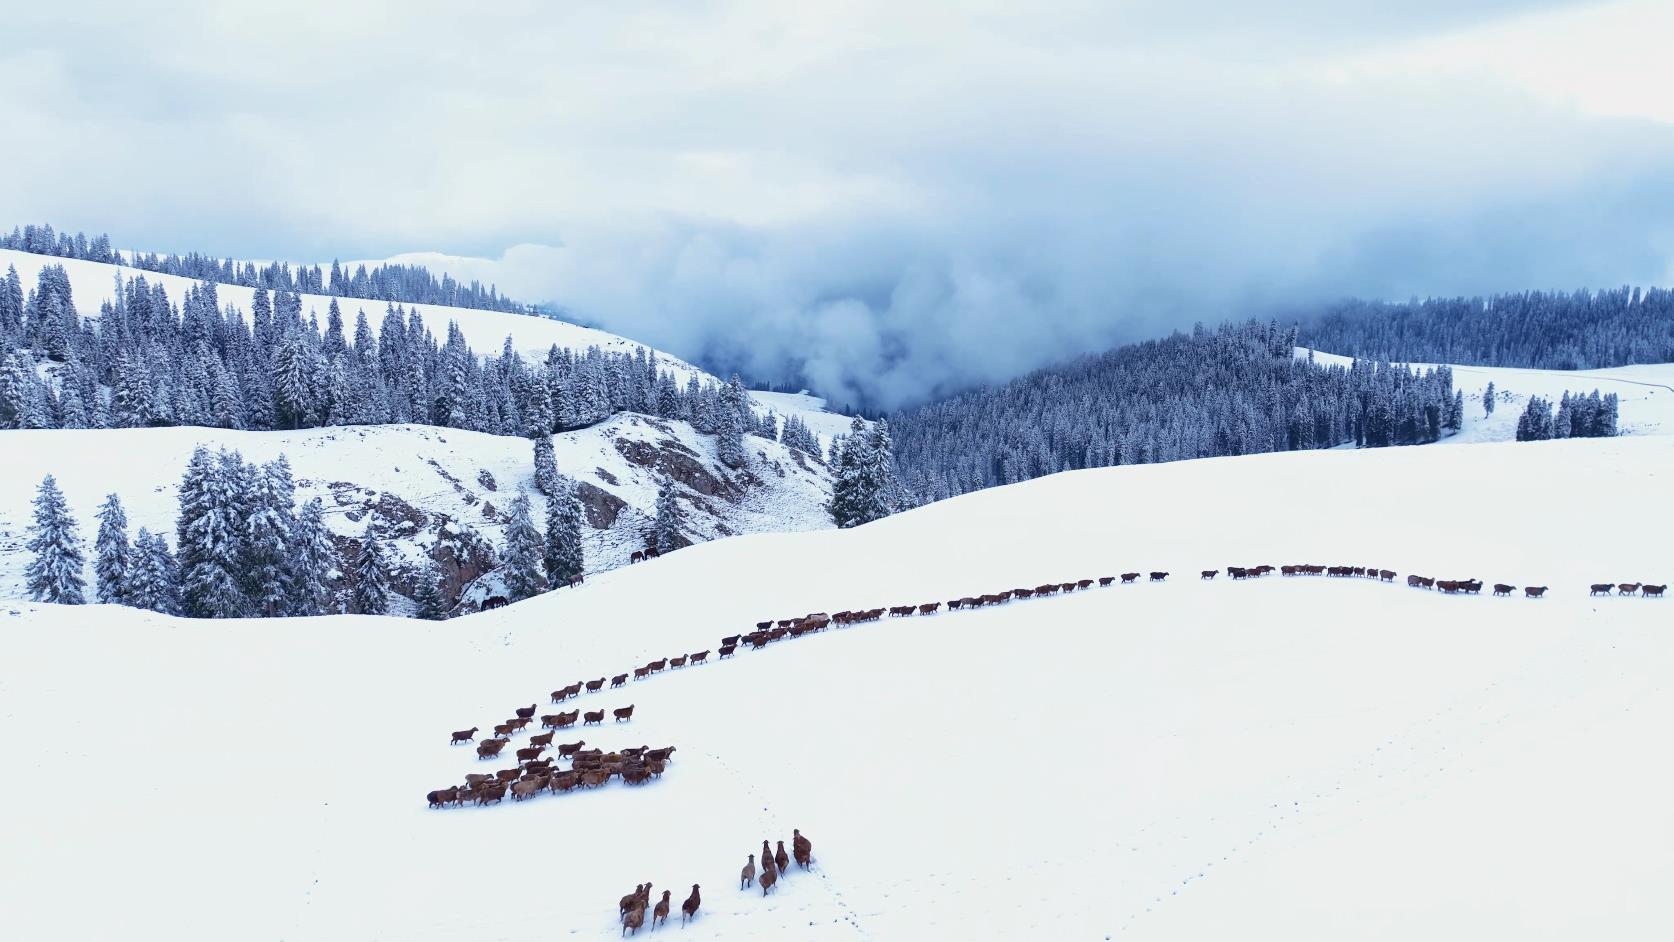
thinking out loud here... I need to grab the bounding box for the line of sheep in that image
[612,831,815,936]
[427,742,678,808]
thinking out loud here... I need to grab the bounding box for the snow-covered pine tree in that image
[532,436,560,498]
[351,525,392,615]
[1483,381,1496,416]
[93,492,131,604]
[243,456,297,616]
[715,375,748,468]
[125,529,181,615]
[653,477,683,553]
[413,558,449,620]
[175,447,252,618]
[501,489,546,601]
[25,474,86,604]
[544,478,585,587]
[826,417,871,529]
[289,497,337,615]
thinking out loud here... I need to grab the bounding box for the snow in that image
[1298,346,1674,442]
[747,390,859,446]
[0,248,710,382]
[5,433,1674,939]
[0,416,833,599]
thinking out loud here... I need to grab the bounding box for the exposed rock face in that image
[575,481,627,530]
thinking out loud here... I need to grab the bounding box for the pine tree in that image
[532,436,560,498]
[93,492,130,604]
[715,375,747,468]
[125,529,181,615]
[544,479,585,587]
[653,477,683,553]
[289,497,337,615]
[176,447,252,618]
[25,474,86,603]
[351,526,392,615]
[1483,381,1496,416]
[243,456,297,616]
[501,490,546,601]
[413,558,449,620]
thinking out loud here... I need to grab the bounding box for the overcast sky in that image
[6,0,1673,407]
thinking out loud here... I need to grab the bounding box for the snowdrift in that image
[5,434,1673,940]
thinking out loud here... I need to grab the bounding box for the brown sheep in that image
[722,634,742,646]
[549,770,580,792]
[1121,572,1140,583]
[1619,582,1642,596]
[515,745,545,762]
[645,746,676,763]
[614,705,636,722]
[649,658,668,672]
[583,710,605,725]
[530,731,555,748]
[670,655,688,669]
[495,768,522,783]
[1493,584,1514,596]
[633,666,651,681]
[611,673,629,688]
[514,703,537,720]
[758,866,777,896]
[426,787,457,808]
[681,885,701,925]
[775,841,790,875]
[740,855,756,890]
[464,772,495,788]
[511,778,545,801]
[1149,571,1168,582]
[450,726,478,744]
[620,885,645,923]
[622,904,645,936]
[919,602,941,614]
[557,739,587,757]
[476,739,508,759]
[580,768,610,788]
[585,678,606,693]
[1525,586,1548,598]
[652,890,671,928]
[719,644,737,658]
[476,783,506,806]
[690,650,710,665]
[1645,585,1667,598]
[540,713,564,729]
[793,829,812,869]
[1201,570,1217,580]
[554,710,579,728]
[492,723,515,738]
[1590,583,1614,595]
[1098,576,1115,587]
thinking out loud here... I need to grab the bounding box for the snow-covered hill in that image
[1300,347,1674,441]
[5,434,1672,940]
[0,415,833,609]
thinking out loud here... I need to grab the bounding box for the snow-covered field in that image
[5,434,1672,940]
[0,415,833,601]
[1300,347,1674,442]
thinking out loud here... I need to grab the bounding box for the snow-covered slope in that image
[1300,347,1674,441]
[5,434,1672,940]
[0,247,708,381]
[0,416,832,607]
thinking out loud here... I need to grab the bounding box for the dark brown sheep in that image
[511,778,545,801]
[515,745,545,762]
[670,655,688,669]
[1121,572,1140,583]
[775,841,790,875]
[611,673,629,688]
[622,903,645,936]
[645,746,676,763]
[1525,586,1548,598]
[718,644,737,658]
[1619,582,1642,596]
[580,768,611,788]
[1098,576,1115,587]
[690,650,710,664]
[450,726,478,744]
[1645,585,1667,598]
[583,710,605,725]
[492,723,515,738]
[529,731,555,747]
[476,783,506,806]
[793,829,812,868]
[614,705,636,722]
[1201,570,1217,580]
[476,739,507,759]
[514,703,536,720]
[549,770,580,792]
[758,866,777,896]
[1590,583,1614,595]
[495,768,522,783]
[426,786,457,808]
[585,678,606,693]
[557,739,587,757]
[1149,571,1168,581]
[740,855,756,890]
[1493,584,1514,596]
[681,885,701,925]
[652,890,671,928]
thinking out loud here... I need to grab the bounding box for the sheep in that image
[549,770,580,792]
[613,704,636,722]
[793,829,812,869]
[492,723,515,739]
[1149,571,1169,582]
[475,783,506,806]
[690,650,710,665]
[621,905,645,937]
[557,739,587,757]
[529,731,555,748]
[620,885,645,923]
[652,890,671,928]
[775,841,790,875]
[495,768,522,783]
[681,885,701,925]
[515,745,545,762]
[718,644,737,659]
[645,746,675,763]
[670,655,688,669]
[583,710,606,725]
[1525,586,1549,598]
[611,673,629,688]
[426,787,458,808]
[1493,584,1514,596]
[740,855,756,890]
[1201,570,1217,580]
[464,772,495,788]
[580,769,611,787]
[585,677,606,693]
[511,778,545,801]
[1591,583,1614,596]
[450,726,478,744]
[514,703,537,720]
[758,866,777,896]
[1645,585,1667,598]
[476,739,507,759]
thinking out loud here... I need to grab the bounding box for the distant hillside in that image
[2,222,529,313]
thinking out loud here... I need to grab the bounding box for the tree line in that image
[888,321,1465,503]
[2,221,527,313]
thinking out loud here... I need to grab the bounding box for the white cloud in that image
[3,0,1671,406]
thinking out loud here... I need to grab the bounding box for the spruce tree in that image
[544,479,585,587]
[93,492,131,605]
[176,447,252,618]
[125,529,181,615]
[351,527,392,615]
[501,490,546,601]
[289,498,337,615]
[244,456,296,616]
[25,474,86,604]
[1484,381,1496,416]
[413,558,449,620]
[532,435,560,498]
[653,477,683,553]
